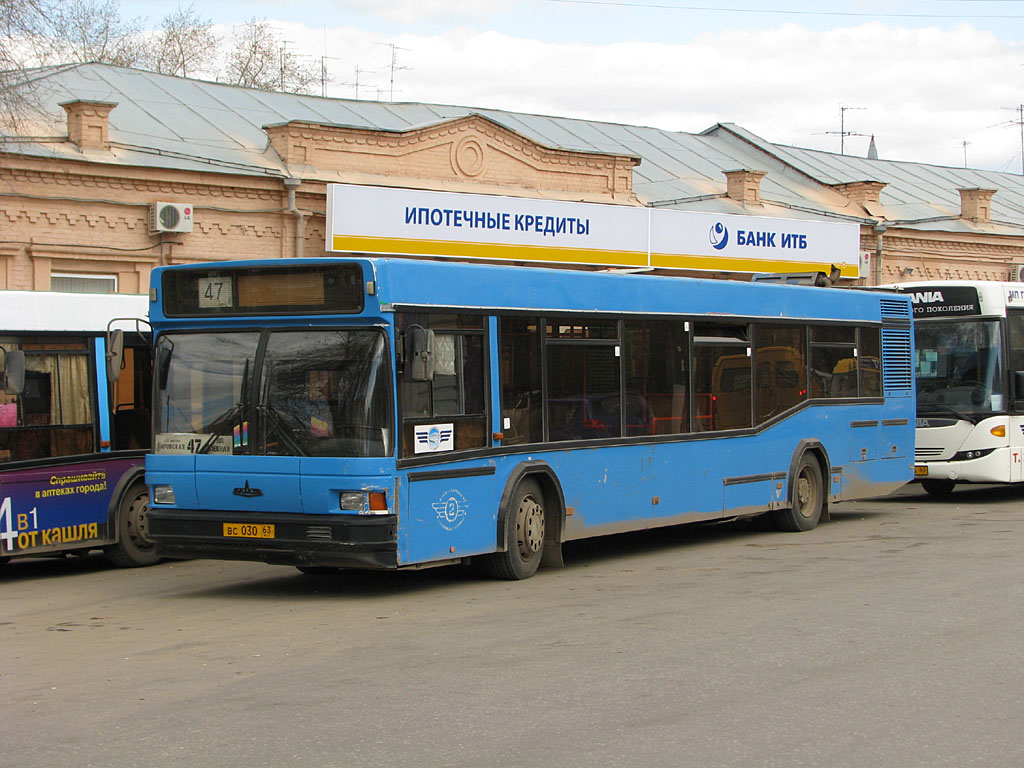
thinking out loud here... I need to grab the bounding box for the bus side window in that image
[753,324,807,423]
[398,313,487,457]
[624,318,689,436]
[1008,312,1024,408]
[499,316,543,445]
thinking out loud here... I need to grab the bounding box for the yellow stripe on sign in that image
[651,251,859,278]
[331,235,649,267]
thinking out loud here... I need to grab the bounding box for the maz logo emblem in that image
[233,480,263,498]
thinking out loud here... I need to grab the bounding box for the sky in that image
[116,0,1024,173]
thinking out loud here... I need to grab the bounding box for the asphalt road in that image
[3,484,1023,768]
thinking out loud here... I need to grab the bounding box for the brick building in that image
[3,63,1024,294]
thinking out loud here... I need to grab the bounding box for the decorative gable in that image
[264,114,640,203]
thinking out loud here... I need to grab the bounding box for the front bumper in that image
[148,508,398,569]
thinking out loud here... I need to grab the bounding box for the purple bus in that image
[1,290,155,567]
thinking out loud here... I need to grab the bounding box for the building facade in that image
[3,63,1024,294]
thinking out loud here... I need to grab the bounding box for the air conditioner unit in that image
[150,202,194,233]
[1011,264,1024,282]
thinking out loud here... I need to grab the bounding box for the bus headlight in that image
[152,485,176,505]
[951,447,996,461]
[339,490,389,515]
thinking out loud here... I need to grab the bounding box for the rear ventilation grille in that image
[880,298,912,320]
[881,327,913,396]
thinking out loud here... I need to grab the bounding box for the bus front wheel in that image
[103,482,159,567]
[484,478,545,580]
[773,455,824,532]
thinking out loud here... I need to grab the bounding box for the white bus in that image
[894,280,1024,494]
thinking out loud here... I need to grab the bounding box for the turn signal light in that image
[339,490,390,515]
[990,425,1006,437]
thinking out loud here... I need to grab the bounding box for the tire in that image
[484,478,546,580]
[773,454,824,532]
[921,479,956,497]
[103,482,159,567]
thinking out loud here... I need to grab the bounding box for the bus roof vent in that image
[879,298,911,320]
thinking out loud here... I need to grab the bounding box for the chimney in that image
[958,188,995,223]
[724,169,767,206]
[60,100,117,150]
[832,180,886,207]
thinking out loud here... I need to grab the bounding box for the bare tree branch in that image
[150,3,219,78]
[223,17,319,95]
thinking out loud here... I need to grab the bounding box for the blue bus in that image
[144,257,915,579]
[1,291,155,567]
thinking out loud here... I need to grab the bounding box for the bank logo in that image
[709,222,729,250]
[432,489,468,531]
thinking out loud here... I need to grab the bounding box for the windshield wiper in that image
[259,402,308,457]
[198,359,251,454]
[917,403,977,424]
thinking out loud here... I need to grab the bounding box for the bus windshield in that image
[914,319,1004,418]
[155,329,393,457]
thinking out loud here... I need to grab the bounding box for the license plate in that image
[223,522,275,539]
[913,465,929,477]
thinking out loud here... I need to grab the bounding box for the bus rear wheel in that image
[103,482,159,567]
[484,478,545,580]
[773,455,823,532]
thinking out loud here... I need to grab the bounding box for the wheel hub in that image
[516,496,545,559]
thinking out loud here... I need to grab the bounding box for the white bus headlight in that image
[152,485,176,505]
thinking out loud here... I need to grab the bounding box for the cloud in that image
[277,18,1024,171]
[338,0,517,24]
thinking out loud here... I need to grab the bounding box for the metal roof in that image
[5,62,1024,234]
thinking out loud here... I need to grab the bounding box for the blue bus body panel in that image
[147,454,396,516]
[0,454,143,557]
[399,400,913,565]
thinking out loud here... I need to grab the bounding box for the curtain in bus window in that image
[754,325,806,423]
[24,353,91,425]
[546,344,621,441]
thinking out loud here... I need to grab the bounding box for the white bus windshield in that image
[155,329,393,457]
[915,319,1004,419]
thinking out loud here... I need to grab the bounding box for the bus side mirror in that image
[106,329,124,383]
[408,326,435,382]
[1,348,25,395]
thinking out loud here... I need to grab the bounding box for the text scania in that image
[405,207,589,237]
[736,230,808,249]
